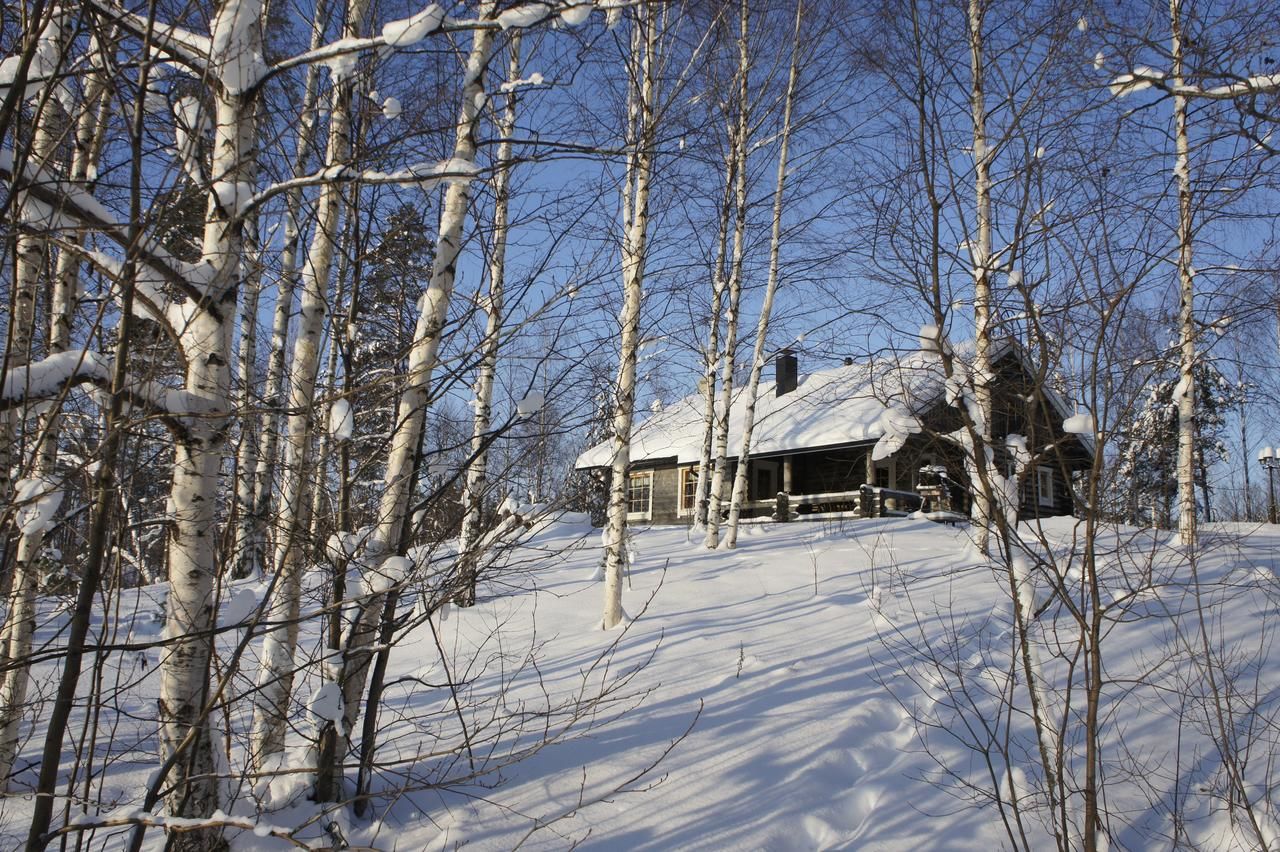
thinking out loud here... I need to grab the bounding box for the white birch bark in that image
[1171,0,1197,547]
[602,6,658,630]
[458,33,522,605]
[0,92,62,787]
[237,0,330,580]
[339,2,498,733]
[305,254,349,544]
[251,0,363,767]
[0,12,64,509]
[704,0,751,550]
[158,82,255,832]
[967,0,995,554]
[155,1,261,828]
[691,153,735,531]
[0,21,102,772]
[230,218,262,576]
[724,0,803,550]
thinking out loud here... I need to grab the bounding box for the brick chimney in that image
[775,349,798,396]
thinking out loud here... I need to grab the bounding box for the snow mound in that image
[15,476,63,535]
[381,5,444,47]
[516,391,545,417]
[328,398,353,441]
[1062,412,1094,435]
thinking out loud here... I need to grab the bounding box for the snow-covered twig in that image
[0,349,201,432]
[83,0,212,68]
[1,150,221,312]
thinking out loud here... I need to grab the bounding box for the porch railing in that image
[739,485,924,521]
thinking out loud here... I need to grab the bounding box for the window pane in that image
[681,469,696,510]
[1038,467,1053,506]
[628,473,652,514]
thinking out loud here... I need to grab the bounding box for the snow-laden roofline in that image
[574,341,1094,471]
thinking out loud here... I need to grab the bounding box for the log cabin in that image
[573,341,1094,525]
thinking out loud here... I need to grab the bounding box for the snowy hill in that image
[4,517,1279,850]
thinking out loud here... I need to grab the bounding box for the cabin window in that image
[1036,465,1054,507]
[678,467,698,515]
[627,471,653,520]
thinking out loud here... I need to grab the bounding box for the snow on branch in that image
[2,149,221,313]
[382,5,446,47]
[1,350,112,409]
[0,349,202,429]
[1175,72,1280,100]
[243,157,481,216]
[84,0,212,70]
[1110,65,1280,100]
[871,407,921,461]
[62,806,306,846]
[0,8,66,102]
[266,1,579,83]
[1109,67,1165,98]
[13,476,64,536]
[210,0,265,94]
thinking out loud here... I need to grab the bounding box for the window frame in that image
[1036,465,1055,508]
[627,470,654,521]
[677,466,697,517]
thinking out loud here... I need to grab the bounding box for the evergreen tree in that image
[1115,357,1239,526]
[344,202,436,527]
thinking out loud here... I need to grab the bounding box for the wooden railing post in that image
[860,483,876,518]
[773,491,791,522]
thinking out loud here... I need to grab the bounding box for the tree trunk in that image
[229,217,262,577]
[155,68,256,847]
[692,153,735,531]
[705,0,752,550]
[602,5,658,630]
[1238,379,1250,519]
[237,0,330,580]
[251,0,363,769]
[458,33,522,606]
[967,0,995,555]
[0,55,109,779]
[725,0,802,550]
[338,0,498,739]
[0,88,61,788]
[1171,0,1198,548]
[0,12,64,518]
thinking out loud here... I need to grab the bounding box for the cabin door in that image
[873,458,895,490]
[751,460,779,500]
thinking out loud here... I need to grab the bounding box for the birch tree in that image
[703,0,752,550]
[249,0,366,770]
[0,12,74,786]
[602,4,659,630]
[1169,0,1198,547]
[2,2,263,843]
[966,0,996,554]
[458,32,522,607]
[150,3,261,837]
[336,0,499,736]
[724,0,803,549]
[233,0,330,580]
[0,7,65,512]
[690,80,738,532]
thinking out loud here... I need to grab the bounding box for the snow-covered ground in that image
[4,516,1279,850]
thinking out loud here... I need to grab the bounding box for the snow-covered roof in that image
[575,349,955,469]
